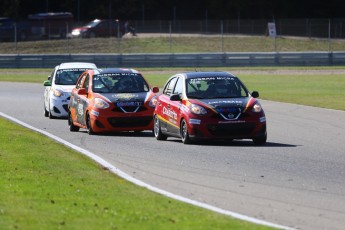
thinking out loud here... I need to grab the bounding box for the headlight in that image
[252,102,262,113]
[53,89,63,97]
[149,96,158,108]
[72,30,80,36]
[190,104,207,115]
[94,98,110,109]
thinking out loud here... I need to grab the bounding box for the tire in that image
[86,113,94,135]
[180,119,192,144]
[253,132,267,145]
[44,104,49,117]
[68,113,79,132]
[48,105,55,119]
[154,115,167,140]
[89,32,96,38]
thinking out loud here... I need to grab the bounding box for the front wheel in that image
[180,119,192,144]
[44,104,49,117]
[68,112,79,132]
[86,113,95,135]
[253,132,267,145]
[154,115,167,140]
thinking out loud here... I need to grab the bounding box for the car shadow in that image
[166,138,298,147]
[79,130,154,137]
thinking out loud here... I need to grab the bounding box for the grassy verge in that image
[0,117,272,229]
[1,35,345,53]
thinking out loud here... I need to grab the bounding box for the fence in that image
[134,18,345,39]
[1,52,345,68]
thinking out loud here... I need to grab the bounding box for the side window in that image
[76,74,86,89]
[173,77,183,95]
[49,69,55,82]
[83,74,90,92]
[163,77,178,96]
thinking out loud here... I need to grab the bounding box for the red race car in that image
[68,68,159,134]
[153,71,267,145]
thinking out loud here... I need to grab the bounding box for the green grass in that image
[239,74,345,110]
[0,117,272,230]
[0,35,344,54]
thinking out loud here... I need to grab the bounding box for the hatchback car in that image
[68,68,159,134]
[43,62,97,118]
[153,71,267,145]
[71,19,124,38]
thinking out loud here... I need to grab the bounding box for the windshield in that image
[55,69,88,85]
[92,73,149,93]
[86,20,100,28]
[186,76,248,99]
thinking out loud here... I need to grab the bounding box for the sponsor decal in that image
[189,119,201,125]
[112,93,138,100]
[218,120,246,124]
[77,104,84,115]
[207,100,243,106]
[163,106,177,120]
[116,101,142,107]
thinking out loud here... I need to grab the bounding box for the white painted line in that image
[0,112,294,230]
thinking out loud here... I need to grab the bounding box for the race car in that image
[43,62,97,118]
[153,71,267,145]
[68,68,159,134]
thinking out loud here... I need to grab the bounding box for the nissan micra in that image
[153,71,267,145]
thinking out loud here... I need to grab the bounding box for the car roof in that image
[181,71,237,79]
[57,62,97,70]
[94,68,140,75]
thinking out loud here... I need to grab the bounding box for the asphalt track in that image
[1,82,345,230]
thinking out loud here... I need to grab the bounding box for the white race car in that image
[43,62,97,118]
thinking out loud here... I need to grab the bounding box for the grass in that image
[0,35,344,54]
[0,117,272,230]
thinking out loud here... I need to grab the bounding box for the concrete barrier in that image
[0,52,344,68]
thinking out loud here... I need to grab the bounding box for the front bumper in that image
[187,116,266,140]
[89,110,155,133]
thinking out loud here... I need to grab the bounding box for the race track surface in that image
[1,82,345,230]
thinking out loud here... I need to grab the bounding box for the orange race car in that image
[68,68,159,134]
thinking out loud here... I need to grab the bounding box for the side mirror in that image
[47,76,51,81]
[43,80,51,86]
[152,86,159,93]
[170,94,181,101]
[251,91,259,98]
[77,88,87,95]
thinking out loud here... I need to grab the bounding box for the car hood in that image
[199,98,251,108]
[53,85,75,93]
[99,92,150,103]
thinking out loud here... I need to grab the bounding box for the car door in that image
[44,67,56,110]
[166,76,184,135]
[158,76,178,133]
[69,73,85,124]
[75,74,90,126]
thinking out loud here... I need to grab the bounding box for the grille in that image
[112,106,148,113]
[214,107,242,120]
[207,122,256,137]
[107,116,152,128]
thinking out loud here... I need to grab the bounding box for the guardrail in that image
[1,52,345,68]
